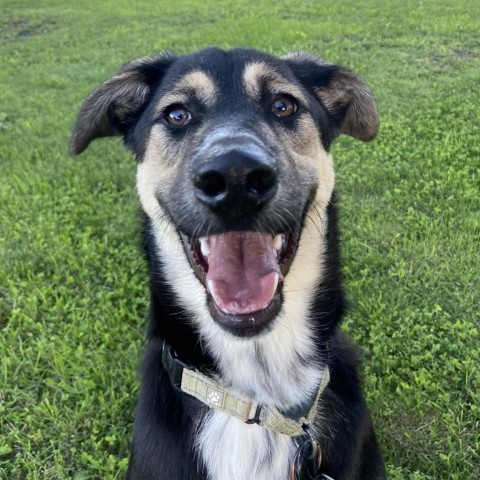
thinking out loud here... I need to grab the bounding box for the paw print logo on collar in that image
[206,387,225,408]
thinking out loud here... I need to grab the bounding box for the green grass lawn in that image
[1,0,479,478]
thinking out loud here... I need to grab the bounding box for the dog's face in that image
[70,48,377,339]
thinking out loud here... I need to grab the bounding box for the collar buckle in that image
[162,343,193,390]
[245,404,262,425]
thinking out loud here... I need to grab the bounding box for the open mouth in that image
[181,230,299,336]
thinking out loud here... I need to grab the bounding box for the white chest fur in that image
[197,410,296,480]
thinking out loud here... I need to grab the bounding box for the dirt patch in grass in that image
[0,18,56,40]
[428,44,479,70]
[452,46,478,61]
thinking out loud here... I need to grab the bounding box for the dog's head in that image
[70,48,377,339]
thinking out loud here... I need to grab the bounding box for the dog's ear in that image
[284,51,378,141]
[69,53,176,155]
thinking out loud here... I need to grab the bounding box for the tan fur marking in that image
[136,126,178,220]
[288,115,320,157]
[258,116,334,210]
[242,62,307,104]
[155,70,218,114]
[289,133,335,210]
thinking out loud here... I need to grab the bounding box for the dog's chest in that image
[197,410,295,480]
[194,299,323,479]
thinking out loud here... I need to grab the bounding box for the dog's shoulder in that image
[328,330,364,400]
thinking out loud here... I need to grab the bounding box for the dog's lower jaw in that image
[207,294,282,337]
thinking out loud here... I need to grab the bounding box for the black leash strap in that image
[290,426,334,480]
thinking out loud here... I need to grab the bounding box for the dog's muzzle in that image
[181,144,300,336]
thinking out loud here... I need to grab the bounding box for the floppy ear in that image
[69,52,175,155]
[284,51,378,141]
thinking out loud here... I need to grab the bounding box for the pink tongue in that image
[206,232,281,315]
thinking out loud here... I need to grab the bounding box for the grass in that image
[0,0,478,478]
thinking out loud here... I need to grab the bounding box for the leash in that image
[162,342,335,479]
[290,425,334,480]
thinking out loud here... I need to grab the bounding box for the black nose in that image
[192,149,278,217]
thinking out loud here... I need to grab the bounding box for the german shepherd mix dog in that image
[70,48,386,480]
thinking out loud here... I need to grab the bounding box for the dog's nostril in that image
[194,171,227,198]
[246,168,277,198]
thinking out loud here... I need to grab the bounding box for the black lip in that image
[208,293,282,337]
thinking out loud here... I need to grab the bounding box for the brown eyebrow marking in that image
[242,61,307,104]
[155,70,219,113]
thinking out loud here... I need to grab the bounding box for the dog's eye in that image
[164,105,192,127]
[271,96,297,118]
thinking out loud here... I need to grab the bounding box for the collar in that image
[162,342,330,437]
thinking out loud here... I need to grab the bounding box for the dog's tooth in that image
[272,272,279,293]
[200,237,211,256]
[274,234,282,252]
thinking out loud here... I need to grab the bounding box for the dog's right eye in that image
[164,105,192,127]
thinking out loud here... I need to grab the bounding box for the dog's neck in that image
[161,341,330,437]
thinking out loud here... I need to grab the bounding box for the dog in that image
[70,47,386,480]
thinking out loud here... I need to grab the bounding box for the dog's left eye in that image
[271,96,297,118]
[164,105,192,127]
